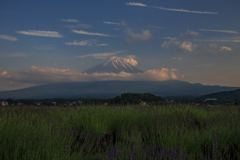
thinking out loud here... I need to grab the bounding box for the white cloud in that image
[178,29,201,41]
[125,29,152,44]
[204,43,233,54]
[102,56,138,66]
[103,20,125,26]
[103,21,120,25]
[161,39,180,48]
[65,40,95,46]
[126,2,147,7]
[65,40,108,46]
[96,43,109,46]
[161,30,201,48]
[61,19,80,22]
[126,2,218,14]
[16,30,63,37]
[63,24,92,29]
[178,41,197,53]
[0,53,28,57]
[153,6,218,14]
[191,38,240,43]
[219,46,232,51]
[127,55,136,59]
[199,29,238,34]
[123,58,138,66]
[0,66,183,85]
[0,35,18,41]
[76,50,127,59]
[72,30,116,37]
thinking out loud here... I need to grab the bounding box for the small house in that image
[0,101,9,106]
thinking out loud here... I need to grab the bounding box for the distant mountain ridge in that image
[0,80,239,99]
[82,56,144,74]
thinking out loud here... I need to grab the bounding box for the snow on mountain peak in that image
[83,56,144,74]
[103,56,122,65]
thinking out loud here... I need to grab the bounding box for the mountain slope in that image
[0,80,239,99]
[195,89,240,104]
[82,57,144,74]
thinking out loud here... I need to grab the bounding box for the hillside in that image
[195,89,240,104]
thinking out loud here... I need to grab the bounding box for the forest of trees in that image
[110,93,166,105]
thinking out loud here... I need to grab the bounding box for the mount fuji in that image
[82,56,144,74]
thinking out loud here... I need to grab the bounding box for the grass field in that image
[0,104,239,160]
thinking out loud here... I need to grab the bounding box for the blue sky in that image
[1,0,240,91]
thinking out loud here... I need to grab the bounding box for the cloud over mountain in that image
[0,66,182,85]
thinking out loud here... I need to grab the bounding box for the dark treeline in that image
[1,92,237,106]
[0,93,167,106]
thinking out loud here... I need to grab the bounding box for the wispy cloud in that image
[0,66,183,85]
[65,40,108,46]
[199,29,238,34]
[191,38,240,43]
[172,57,182,60]
[60,19,80,22]
[63,24,92,29]
[65,40,95,46]
[125,29,152,44]
[103,21,120,25]
[178,30,202,41]
[153,6,218,14]
[161,30,200,49]
[147,26,165,29]
[16,30,63,37]
[194,64,214,67]
[126,2,147,7]
[126,2,218,14]
[76,50,126,59]
[72,30,116,37]
[96,43,109,46]
[35,47,55,49]
[0,53,28,57]
[0,35,18,41]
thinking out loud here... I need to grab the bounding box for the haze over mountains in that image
[0,80,239,100]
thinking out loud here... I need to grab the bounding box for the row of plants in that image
[0,104,239,159]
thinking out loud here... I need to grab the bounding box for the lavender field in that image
[0,104,239,160]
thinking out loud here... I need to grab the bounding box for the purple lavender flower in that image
[169,149,176,159]
[65,144,67,154]
[181,149,187,160]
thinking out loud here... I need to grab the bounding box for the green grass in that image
[0,104,239,160]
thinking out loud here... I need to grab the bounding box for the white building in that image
[0,101,9,106]
[205,98,218,102]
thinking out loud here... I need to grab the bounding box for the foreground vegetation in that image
[0,104,239,160]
